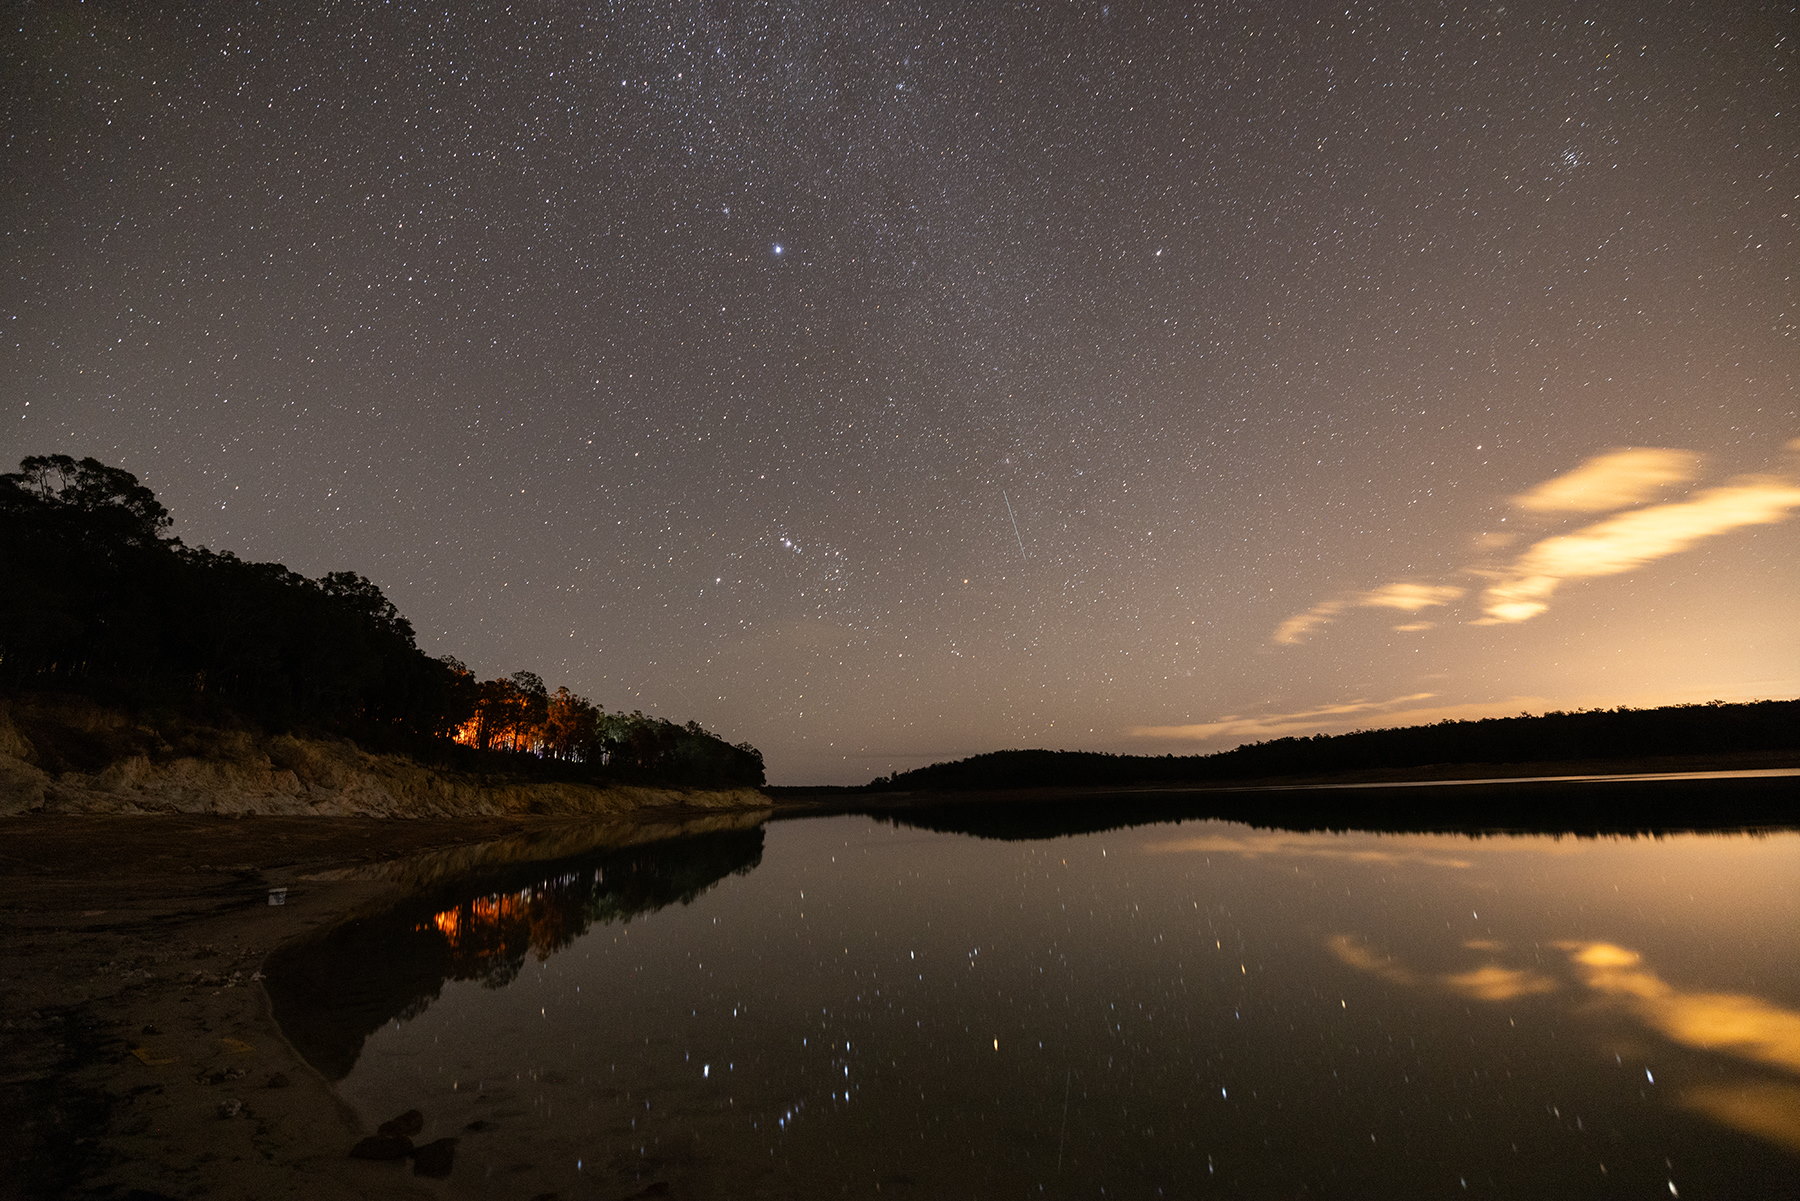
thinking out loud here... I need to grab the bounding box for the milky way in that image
[7,1,1796,781]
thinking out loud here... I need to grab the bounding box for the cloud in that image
[1128,691,1436,742]
[1478,476,1800,623]
[1270,437,1800,641]
[1273,583,1463,645]
[1126,693,1566,745]
[1271,600,1346,646]
[1361,582,1467,611]
[1510,447,1701,514]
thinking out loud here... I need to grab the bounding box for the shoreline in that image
[767,748,1800,799]
[769,752,1800,832]
[0,808,769,1201]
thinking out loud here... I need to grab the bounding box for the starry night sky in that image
[7,1,1798,783]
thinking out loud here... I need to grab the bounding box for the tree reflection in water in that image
[265,828,765,1080]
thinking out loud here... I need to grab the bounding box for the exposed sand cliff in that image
[0,699,767,818]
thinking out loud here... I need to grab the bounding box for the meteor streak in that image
[1002,490,1027,559]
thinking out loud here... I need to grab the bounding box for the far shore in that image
[770,749,1800,823]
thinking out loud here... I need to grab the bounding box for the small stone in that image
[410,1137,457,1178]
[378,1108,424,1138]
[349,1134,412,1161]
[216,1098,244,1119]
[265,1073,290,1089]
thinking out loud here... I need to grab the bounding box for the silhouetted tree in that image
[1,454,174,548]
[870,701,1800,792]
[0,453,766,787]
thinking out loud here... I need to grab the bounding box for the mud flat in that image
[0,809,769,1200]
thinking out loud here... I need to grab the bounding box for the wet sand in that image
[0,812,767,1201]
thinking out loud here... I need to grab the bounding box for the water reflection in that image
[1327,929,1800,1157]
[1684,1082,1800,1155]
[866,775,1800,841]
[1148,830,1480,868]
[272,808,1800,1199]
[1559,939,1800,1151]
[266,826,764,1080]
[1560,941,1800,1072]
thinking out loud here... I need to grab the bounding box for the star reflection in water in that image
[268,811,1800,1199]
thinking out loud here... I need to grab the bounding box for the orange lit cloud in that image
[1273,583,1463,645]
[1272,438,1800,641]
[1127,693,1551,745]
[1129,691,1437,742]
[1510,447,1701,515]
[1477,476,1800,623]
[1362,582,1466,610]
[1271,600,1347,646]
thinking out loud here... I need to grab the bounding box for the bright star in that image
[772,243,784,255]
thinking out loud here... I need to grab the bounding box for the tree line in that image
[0,454,762,789]
[868,699,1800,792]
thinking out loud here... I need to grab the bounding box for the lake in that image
[267,808,1800,1198]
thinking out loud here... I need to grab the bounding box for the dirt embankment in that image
[0,698,767,819]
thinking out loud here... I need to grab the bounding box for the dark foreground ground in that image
[0,810,769,1201]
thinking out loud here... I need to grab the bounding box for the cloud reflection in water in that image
[1144,831,1475,869]
[1328,931,1800,1154]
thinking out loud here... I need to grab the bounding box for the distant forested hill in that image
[0,454,762,789]
[868,700,1800,792]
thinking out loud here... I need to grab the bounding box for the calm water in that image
[269,812,1800,1199]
